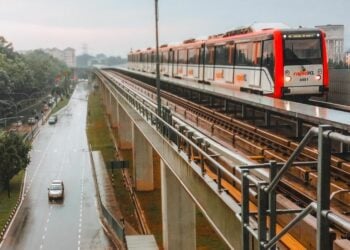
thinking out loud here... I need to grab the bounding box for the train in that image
[128,23,329,99]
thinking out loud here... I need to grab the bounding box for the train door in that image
[173,50,178,77]
[261,40,274,92]
[228,43,235,83]
[194,48,200,79]
[205,46,215,81]
[199,45,205,82]
[168,50,174,77]
[252,41,262,87]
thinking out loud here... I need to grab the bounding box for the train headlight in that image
[285,76,292,82]
[315,75,322,80]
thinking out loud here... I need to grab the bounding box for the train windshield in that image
[284,38,322,65]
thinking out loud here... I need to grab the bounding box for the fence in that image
[88,145,126,248]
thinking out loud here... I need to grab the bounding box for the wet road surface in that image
[0,82,114,250]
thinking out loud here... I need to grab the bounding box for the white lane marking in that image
[77,164,85,249]
[39,205,53,249]
[23,126,58,196]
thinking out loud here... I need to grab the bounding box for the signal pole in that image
[155,0,161,117]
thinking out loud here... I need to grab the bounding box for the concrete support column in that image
[132,124,154,191]
[110,97,119,129]
[161,160,196,250]
[118,106,132,149]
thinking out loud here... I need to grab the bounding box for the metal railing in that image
[239,125,350,250]
[95,70,239,194]
[88,145,126,247]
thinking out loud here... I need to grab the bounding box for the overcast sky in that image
[0,0,349,57]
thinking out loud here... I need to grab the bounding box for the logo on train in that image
[236,74,247,82]
[293,71,314,77]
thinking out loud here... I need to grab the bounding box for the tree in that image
[0,133,31,198]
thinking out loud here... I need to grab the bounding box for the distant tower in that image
[82,43,88,55]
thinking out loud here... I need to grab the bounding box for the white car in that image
[48,180,64,201]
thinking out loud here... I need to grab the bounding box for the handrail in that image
[95,70,238,192]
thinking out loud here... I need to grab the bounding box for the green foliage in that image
[0,35,72,98]
[76,53,126,68]
[0,133,31,198]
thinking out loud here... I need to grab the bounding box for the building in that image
[44,47,76,68]
[346,50,350,67]
[315,24,344,63]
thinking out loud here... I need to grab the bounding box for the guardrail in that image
[88,144,126,248]
[96,70,239,194]
[238,127,350,250]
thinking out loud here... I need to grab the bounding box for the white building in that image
[44,47,76,68]
[346,50,350,67]
[315,24,344,63]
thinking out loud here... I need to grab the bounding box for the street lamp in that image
[154,0,161,117]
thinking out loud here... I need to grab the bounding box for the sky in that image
[0,0,349,57]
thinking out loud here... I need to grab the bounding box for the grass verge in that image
[0,170,24,231]
[51,96,69,114]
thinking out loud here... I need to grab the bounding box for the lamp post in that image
[154,0,161,117]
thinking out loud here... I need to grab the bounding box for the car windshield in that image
[50,184,62,190]
[284,38,322,65]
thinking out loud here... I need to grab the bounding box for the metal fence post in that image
[317,125,332,250]
[258,183,268,250]
[269,161,277,250]
[241,170,250,250]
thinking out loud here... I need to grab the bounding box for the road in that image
[0,82,114,250]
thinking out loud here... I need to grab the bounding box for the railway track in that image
[102,69,350,239]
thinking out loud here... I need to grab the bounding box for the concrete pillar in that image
[118,106,132,149]
[110,97,119,129]
[161,160,196,250]
[132,124,154,191]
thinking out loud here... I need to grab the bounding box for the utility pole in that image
[154,0,161,117]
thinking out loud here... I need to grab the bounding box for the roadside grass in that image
[86,89,139,231]
[0,170,24,231]
[51,96,69,114]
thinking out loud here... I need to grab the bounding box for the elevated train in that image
[128,24,329,99]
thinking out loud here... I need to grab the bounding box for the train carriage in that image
[128,23,328,99]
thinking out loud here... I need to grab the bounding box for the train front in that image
[276,29,328,98]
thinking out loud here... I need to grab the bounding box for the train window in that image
[235,43,253,66]
[178,49,187,64]
[284,38,322,65]
[188,48,199,64]
[227,45,235,65]
[169,50,174,64]
[163,51,168,63]
[205,46,215,65]
[262,40,274,79]
[174,50,179,64]
[151,52,155,63]
[215,45,227,66]
[252,42,262,66]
